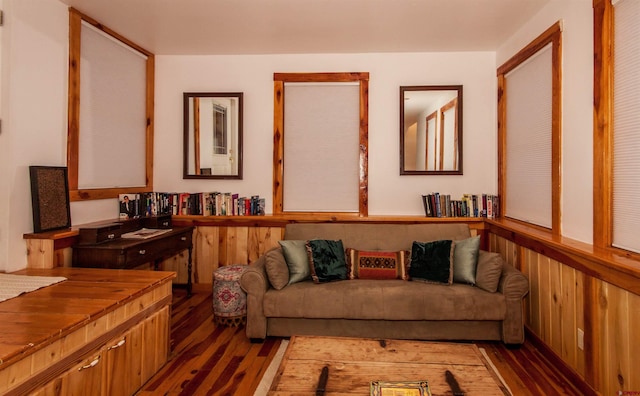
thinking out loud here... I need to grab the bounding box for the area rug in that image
[253,339,288,396]
[254,341,513,396]
[0,274,67,303]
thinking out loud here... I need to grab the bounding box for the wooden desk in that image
[72,226,194,296]
[0,268,174,396]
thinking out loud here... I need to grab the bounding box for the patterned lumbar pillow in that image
[408,240,454,285]
[345,249,410,280]
[305,239,348,283]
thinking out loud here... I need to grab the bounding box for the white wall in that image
[155,52,498,216]
[496,0,593,244]
[0,0,69,272]
[0,1,499,273]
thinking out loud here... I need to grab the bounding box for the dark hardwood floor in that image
[138,284,585,395]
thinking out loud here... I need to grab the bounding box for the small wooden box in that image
[77,223,123,245]
[142,214,172,229]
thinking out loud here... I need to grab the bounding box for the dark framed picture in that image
[29,166,72,233]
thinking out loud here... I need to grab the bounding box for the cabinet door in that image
[39,354,103,396]
[102,323,144,396]
[141,306,170,381]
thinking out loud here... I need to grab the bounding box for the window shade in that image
[283,83,360,212]
[504,44,553,228]
[612,0,640,253]
[78,21,147,189]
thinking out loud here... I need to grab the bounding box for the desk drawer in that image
[124,232,192,265]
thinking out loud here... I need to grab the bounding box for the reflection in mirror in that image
[400,85,463,175]
[184,92,243,179]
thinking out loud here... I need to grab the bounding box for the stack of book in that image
[119,192,265,219]
[421,193,499,218]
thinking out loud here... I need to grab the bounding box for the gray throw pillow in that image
[278,240,310,284]
[264,248,289,290]
[475,251,504,293]
[453,235,481,285]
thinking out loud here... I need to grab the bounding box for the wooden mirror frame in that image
[399,85,463,175]
[183,92,243,180]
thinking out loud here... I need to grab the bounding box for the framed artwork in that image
[29,166,72,233]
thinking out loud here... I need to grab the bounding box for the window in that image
[273,73,369,216]
[497,22,562,233]
[67,8,154,201]
[594,0,640,254]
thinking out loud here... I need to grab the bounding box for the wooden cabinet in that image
[34,307,170,396]
[0,269,174,396]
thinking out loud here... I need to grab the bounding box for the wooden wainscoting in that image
[488,222,640,396]
[188,226,284,284]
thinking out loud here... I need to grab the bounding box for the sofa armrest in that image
[498,263,529,300]
[240,255,269,339]
[497,261,529,345]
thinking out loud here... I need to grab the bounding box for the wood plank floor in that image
[138,284,585,395]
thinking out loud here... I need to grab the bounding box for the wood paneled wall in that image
[489,233,639,395]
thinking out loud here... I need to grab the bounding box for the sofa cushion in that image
[345,249,409,280]
[263,280,507,321]
[279,240,310,284]
[264,248,289,290]
[306,239,348,283]
[409,240,454,285]
[476,251,504,293]
[453,235,480,285]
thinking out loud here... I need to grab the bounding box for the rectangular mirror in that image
[400,85,463,175]
[183,92,243,179]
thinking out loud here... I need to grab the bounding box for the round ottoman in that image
[212,265,248,327]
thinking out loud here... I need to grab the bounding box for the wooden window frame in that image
[425,110,438,170]
[273,72,369,217]
[593,0,640,260]
[497,22,563,234]
[67,8,155,201]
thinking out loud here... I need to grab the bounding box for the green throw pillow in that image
[306,239,347,283]
[453,235,481,285]
[278,240,310,284]
[409,240,454,285]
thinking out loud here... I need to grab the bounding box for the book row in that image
[119,192,266,219]
[421,193,499,218]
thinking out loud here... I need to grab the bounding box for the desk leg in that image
[187,245,193,297]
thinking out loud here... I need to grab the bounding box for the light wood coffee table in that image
[268,335,509,395]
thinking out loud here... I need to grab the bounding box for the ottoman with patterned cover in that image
[212,265,248,327]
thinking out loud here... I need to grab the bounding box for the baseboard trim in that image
[525,327,598,396]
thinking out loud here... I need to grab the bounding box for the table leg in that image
[187,245,193,297]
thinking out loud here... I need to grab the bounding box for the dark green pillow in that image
[409,240,454,285]
[453,236,481,285]
[306,239,347,283]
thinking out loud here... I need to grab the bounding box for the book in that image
[370,380,431,396]
[121,228,172,240]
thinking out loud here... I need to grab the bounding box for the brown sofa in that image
[240,223,529,344]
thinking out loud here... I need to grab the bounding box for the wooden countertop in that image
[0,268,175,367]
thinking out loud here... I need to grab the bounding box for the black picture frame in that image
[29,166,72,233]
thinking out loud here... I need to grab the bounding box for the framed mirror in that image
[183,92,243,179]
[400,85,463,175]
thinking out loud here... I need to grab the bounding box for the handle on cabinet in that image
[107,338,126,350]
[78,356,101,371]
[108,233,115,239]
[181,236,187,241]
[139,249,146,255]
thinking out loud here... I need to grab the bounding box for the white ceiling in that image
[57,0,552,55]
